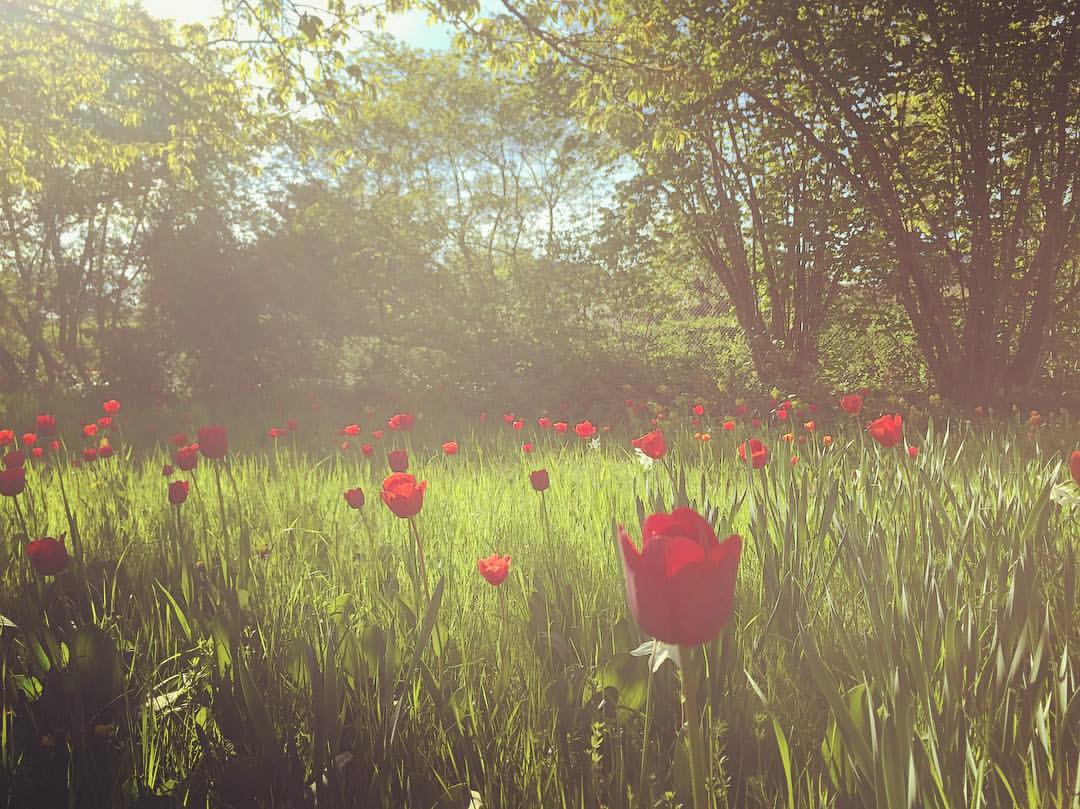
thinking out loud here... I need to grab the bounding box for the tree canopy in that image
[1,0,1077,408]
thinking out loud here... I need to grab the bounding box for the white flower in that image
[630,639,681,671]
[589,437,601,450]
[634,447,654,470]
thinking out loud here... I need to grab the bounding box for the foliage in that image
[0,407,1076,807]
[0,0,263,392]
[457,0,1080,404]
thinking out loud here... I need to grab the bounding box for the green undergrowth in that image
[0,418,1076,808]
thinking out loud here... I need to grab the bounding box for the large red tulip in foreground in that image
[618,507,741,646]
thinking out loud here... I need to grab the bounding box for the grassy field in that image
[0,403,1077,809]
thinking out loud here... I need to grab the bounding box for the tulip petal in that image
[668,535,742,644]
[641,507,715,551]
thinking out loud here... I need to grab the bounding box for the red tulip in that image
[776,409,788,421]
[342,424,361,436]
[387,413,415,431]
[442,441,458,456]
[868,414,903,448]
[26,537,69,576]
[618,507,741,645]
[170,433,188,447]
[3,451,25,470]
[738,439,769,469]
[82,448,97,462]
[98,444,114,459]
[1071,450,1080,486]
[97,416,113,430]
[372,430,384,440]
[908,446,919,459]
[791,455,799,466]
[530,469,549,491]
[692,403,705,416]
[31,447,43,460]
[502,413,515,424]
[840,394,863,415]
[0,430,14,447]
[0,467,26,496]
[197,425,228,459]
[512,419,524,431]
[361,443,373,456]
[49,440,60,452]
[387,449,408,473]
[538,417,552,429]
[344,487,365,508]
[162,463,174,476]
[168,480,190,505]
[103,399,121,415]
[83,423,98,438]
[35,414,57,437]
[477,553,511,586]
[631,429,666,460]
[22,433,37,446]
[751,417,762,428]
[268,427,284,439]
[723,421,735,431]
[522,442,534,453]
[574,420,597,440]
[553,422,568,434]
[174,444,199,471]
[380,473,426,518]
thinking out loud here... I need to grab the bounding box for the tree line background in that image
[1,0,1077,413]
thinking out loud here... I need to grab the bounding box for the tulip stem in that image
[11,495,30,539]
[637,640,657,808]
[174,505,184,575]
[539,491,550,544]
[54,459,82,562]
[212,461,229,540]
[189,470,211,540]
[497,585,507,628]
[680,644,709,809]
[408,516,431,601]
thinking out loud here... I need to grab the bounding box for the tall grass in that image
[0,415,1076,808]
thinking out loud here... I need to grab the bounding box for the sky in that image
[139,0,460,51]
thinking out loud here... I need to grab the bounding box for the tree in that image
[456,0,1079,403]
[234,43,620,404]
[0,0,259,391]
